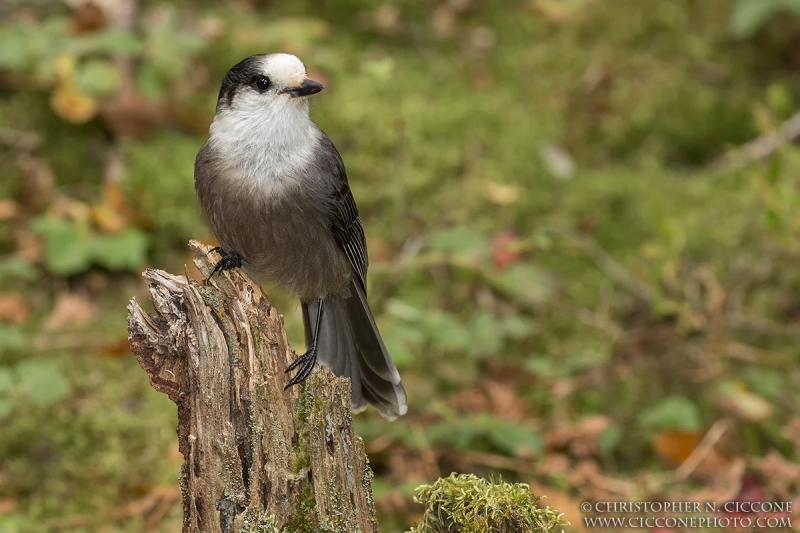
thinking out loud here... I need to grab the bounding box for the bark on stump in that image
[127,241,379,533]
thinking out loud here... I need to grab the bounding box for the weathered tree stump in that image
[127,241,379,533]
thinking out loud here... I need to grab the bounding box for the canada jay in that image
[194,53,407,419]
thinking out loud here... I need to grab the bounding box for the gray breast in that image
[195,141,352,302]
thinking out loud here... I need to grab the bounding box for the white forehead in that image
[261,54,307,87]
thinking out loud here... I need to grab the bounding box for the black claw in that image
[206,248,243,281]
[284,349,317,389]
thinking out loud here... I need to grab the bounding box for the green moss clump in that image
[408,473,567,533]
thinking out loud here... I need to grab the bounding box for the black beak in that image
[283,79,325,98]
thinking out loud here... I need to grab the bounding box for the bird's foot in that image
[284,347,317,389]
[206,248,243,282]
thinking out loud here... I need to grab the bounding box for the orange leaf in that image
[654,430,699,465]
[0,499,16,516]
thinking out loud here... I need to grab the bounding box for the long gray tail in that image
[302,279,407,419]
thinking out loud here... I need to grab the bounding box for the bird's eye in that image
[253,76,271,92]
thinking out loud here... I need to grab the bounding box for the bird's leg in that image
[206,247,243,282]
[285,298,324,389]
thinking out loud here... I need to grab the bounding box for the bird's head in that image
[215,53,325,115]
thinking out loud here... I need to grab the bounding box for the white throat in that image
[209,96,319,194]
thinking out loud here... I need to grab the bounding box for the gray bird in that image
[194,53,407,419]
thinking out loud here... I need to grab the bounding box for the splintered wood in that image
[127,240,379,533]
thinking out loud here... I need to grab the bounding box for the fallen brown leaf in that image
[545,415,609,458]
[44,291,96,331]
[448,379,528,422]
[0,499,16,516]
[430,4,457,37]
[0,292,29,324]
[67,0,108,33]
[99,90,167,140]
[14,229,43,263]
[373,3,401,35]
[753,450,800,500]
[0,200,19,220]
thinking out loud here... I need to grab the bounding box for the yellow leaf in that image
[483,182,521,205]
[532,0,597,23]
[50,82,97,124]
[716,382,774,423]
[91,204,127,233]
[53,53,77,81]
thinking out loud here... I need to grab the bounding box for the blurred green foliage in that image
[1,0,800,530]
[731,0,800,38]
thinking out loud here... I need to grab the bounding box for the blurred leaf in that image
[765,208,783,231]
[493,263,556,304]
[653,430,699,464]
[424,414,541,455]
[467,314,504,357]
[502,315,534,339]
[74,59,120,96]
[526,356,557,379]
[488,423,543,457]
[428,312,471,352]
[0,293,29,325]
[0,325,24,359]
[730,0,800,38]
[539,143,576,180]
[0,259,38,283]
[716,382,774,423]
[639,396,701,432]
[50,82,97,124]
[741,367,784,401]
[533,0,598,23]
[598,423,620,454]
[31,216,92,275]
[0,19,66,74]
[428,226,488,256]
[16,360,71,406]
[31,215,148,276]
[766,83,793,117]
[89,229,148,271]
[44,291,96,332]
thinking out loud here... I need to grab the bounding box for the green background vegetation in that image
[2,0,800,531]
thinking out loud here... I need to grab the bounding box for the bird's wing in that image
[320,135,369,295]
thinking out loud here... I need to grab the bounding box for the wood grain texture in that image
[127,240,379,533]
